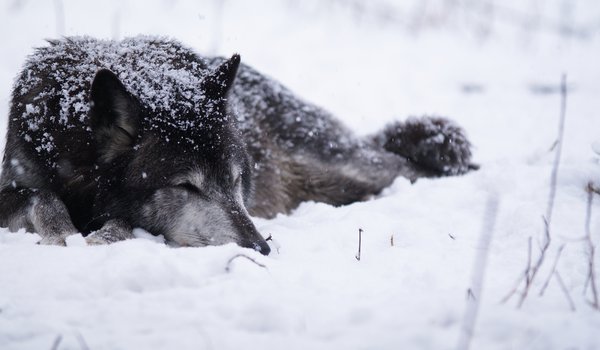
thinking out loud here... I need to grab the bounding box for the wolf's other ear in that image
[202,54,240,100]
[90,69,140,163]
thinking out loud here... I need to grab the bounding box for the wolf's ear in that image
[202,54,240,100]
[89,69,140,163]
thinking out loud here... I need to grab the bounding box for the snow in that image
[1,1,600,349]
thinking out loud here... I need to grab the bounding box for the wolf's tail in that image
[372,116,478,176]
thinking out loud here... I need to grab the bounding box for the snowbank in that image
[1,1,599,349]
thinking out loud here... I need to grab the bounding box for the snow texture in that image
[1,1,600,350]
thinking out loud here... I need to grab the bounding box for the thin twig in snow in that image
[50,334,62,350]
[539,244,566,296]
[76,332,90,350]
[500,272,526,304]
[555,271,576,311]
[515,199,551,306]
[225,254,267,273]
[526,236,533,284]
[456,194,499,350]
[500,236,532,304]
[584,268,591,296]
[502,75,567,308]
[545,74,568,227]
[584,182,599,309]
[355,228,363,261]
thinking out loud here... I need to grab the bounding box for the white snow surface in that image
[1,1,600,349]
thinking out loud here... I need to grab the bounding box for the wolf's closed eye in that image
[176,182,201,194]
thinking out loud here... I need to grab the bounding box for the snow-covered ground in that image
[1,1,600,349]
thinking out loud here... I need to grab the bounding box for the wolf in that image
[0,37,475,255]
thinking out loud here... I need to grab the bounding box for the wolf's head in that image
[88,54,270,255]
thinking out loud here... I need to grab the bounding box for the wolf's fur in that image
[0,37,475,254]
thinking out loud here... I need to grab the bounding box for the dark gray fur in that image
[0,37,475,254]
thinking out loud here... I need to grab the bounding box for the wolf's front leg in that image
[85,219,134,245]
[0,188,79,245]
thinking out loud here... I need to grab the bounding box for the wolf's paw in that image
[378,116,476,176]
[85,232,112,245]
[85,219,134,245]
[37,234,68,246]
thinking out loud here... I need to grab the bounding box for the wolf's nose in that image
[252,241,271,256]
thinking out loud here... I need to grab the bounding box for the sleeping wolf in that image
[0,37,475,255]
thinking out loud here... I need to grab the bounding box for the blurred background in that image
[1,0,599,161]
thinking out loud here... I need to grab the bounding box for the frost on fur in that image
[374,116,476,176]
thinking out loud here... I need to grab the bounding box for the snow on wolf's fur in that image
[15,36,213,150]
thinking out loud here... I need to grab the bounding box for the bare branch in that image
[355,228,363,261]
[76,332,90,350]
[503,75,567,308]
[517,220,551,307]
[225,254,267,273]
[584,183,599,309]
[545,74,567,226]
[500,272,525,304]
[500,236,532,304]
[526,236,533,284]
[584,269,591,296]
[555,272,576,311]
[539,244,566,296]
[50,334,62,350]
[589,183,600,195]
